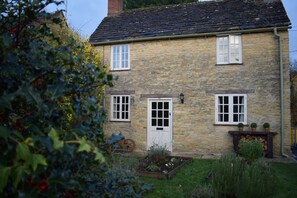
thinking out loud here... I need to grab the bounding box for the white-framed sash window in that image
[111,95,130,121]
[217,35,242,64]
[111,44,130,70]
[215,94,247,125]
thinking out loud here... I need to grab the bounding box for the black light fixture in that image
[179,93,184,104]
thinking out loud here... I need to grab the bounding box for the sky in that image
[48,0,297,61]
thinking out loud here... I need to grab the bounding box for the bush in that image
[237,159,277,198]
[251,122,257,128]
[147,144,170,160]
[211,153,243,197]
[239,139,264,162]
[191,184,215,198]
[103,154,152,197]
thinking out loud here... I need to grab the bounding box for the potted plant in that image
[250,123,257,132]
[238,123,244,131]
[263,123,270,132]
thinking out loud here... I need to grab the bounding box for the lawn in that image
[141,159,297,198]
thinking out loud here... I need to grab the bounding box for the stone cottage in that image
[90,0,292,157]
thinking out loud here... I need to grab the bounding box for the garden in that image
[1,1,296,197]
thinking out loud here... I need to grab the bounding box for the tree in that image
[290,60,297,125]
[0,0,113,196]
[124,0,196,9]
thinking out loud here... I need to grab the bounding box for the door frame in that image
[147,98,173,151]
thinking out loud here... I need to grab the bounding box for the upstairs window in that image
[111,95,130,121]
[111,45,130,70]
[217,35,242,64]
[215,94,247,125]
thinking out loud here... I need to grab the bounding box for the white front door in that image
[147,99,172,151]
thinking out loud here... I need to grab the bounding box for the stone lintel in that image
[206,89,255,94]
[108,90,135,95]
[140,94,179,99]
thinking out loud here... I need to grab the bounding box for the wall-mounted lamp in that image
[179,93,185,104]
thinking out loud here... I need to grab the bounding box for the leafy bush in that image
[104,154,152,197]
[237,159,277,198]
[147,144,170,160]
[263,122,270,129]
[237,123,244,128]
[239,139,264,162]
[190,184,214,198]
[211,153,243,197]
[251,122,257,128]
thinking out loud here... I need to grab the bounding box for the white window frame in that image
[110,44,130,71]
[216,35,242,64]
[110,95,131,121]
[215,94,247,125]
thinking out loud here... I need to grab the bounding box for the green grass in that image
[141,159,215,198]
[272,162,297,198]
[141,159,297,198]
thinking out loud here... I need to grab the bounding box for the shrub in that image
[237,159,277,198]
[147,144,170,160]
[103,154,152,197]
[191,184,215,198]
[239,139,264,162]
[237,123,244,128]
[263,122,270,129]
[251,122,257,128]
[211,153,243,197]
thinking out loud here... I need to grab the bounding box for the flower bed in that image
[137,156,192,179]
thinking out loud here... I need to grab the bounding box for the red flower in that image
[8,27,18,34]
[63,189,75,198]
[38,179,48,191]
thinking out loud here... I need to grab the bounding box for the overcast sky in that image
[48,0,297,61]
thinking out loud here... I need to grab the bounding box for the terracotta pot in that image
[264,128,270,132]
[238,127,243,131]
[251,128,256,132]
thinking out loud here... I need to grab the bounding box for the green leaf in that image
[0,166,11,192]
[13,166,25,188]
[48,128,64,150]
[93,148,105,163]
[30,154,47,171]
[16,142,30,160]
[78,138,91,153]
[0,126,10,141]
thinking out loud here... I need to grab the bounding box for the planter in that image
[137,156,193,179]
[251,128,256,132]
[264,128,270,132]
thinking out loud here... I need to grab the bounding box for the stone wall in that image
[95,31,291,156]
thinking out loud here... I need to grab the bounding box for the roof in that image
[90,0,291,44]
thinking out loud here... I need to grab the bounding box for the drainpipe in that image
[274,28,289,158]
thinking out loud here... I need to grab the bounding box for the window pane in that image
[164,102,169,109]
[219,105,223,113]
[224,96,229,104]
[239,96,244,104]
[158,102,163,109]
[233,114,238,122]
[224,105,229,113]
[233,96,238,104]
[219,114,223,122]
[224,114,229,122]
[219,96,223,104]
[158,111,163,118]
[152,102,156,109]
[239,114,244,122]
[164,111,169,118]
[164,119,169,127]
[152,110,156,118]
[234,105,238,113]
[152,119,156,126]
[239,105,244,113]
[158,119,162,126]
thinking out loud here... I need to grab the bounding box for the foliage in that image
[237,122,244,128]
[211,153,243,197]
[250,122,257,128]
[104,154,152,198]
[124,0,196,9]
[147,144,170,160]
[190,184,214,198]
[239,139,264,162]
[237,159,277,198]
[263,122,270,129]
[143,159,297,198]
[0,0,114,196]
[290,60,297,125]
